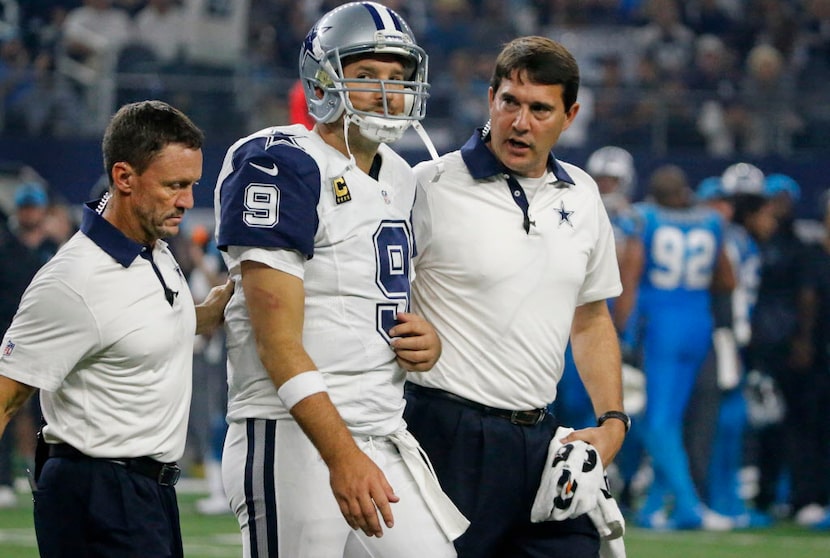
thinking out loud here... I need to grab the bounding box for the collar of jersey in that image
[80,199,147,268]
[459,128,575,185]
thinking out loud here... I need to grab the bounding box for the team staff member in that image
[405,36,627,558]
[214,3,466,557]
[0,100,233,558]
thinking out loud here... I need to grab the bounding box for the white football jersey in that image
[215,125,416,436]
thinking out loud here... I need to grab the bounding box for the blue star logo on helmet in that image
[303,26,320,59]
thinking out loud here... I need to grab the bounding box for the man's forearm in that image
[0,376,36,440]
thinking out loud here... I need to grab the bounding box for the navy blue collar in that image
[80,197,146,268]
[459,127,575,185]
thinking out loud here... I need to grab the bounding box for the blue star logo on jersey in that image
[265,134,301,151]
[557,201,574,228]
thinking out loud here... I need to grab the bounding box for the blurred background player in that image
[701,163,777,527]
[615,164,736,530]
[555,145,638,431]
[801,188,830,530]
[682,174,731,511]
[587,145,638,243]
[748,172,818,524]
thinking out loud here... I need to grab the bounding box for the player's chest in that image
[317,172,414,236]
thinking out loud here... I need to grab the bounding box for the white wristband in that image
[277,370,328,411]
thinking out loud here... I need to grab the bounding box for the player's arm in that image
[0,375,36,439]
[710,245,736,292]
[240,260,399,537]
[613,234,644,332]
[565,299,626,467]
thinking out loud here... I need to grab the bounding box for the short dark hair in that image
[102,100,204,183]
[490,36,580,112]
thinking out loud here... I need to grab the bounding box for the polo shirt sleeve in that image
[412,160,441,265]
[577,197,623,305]
[411,178,432,265]
[0,273,99,392]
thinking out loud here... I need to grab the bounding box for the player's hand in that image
[328,445,400,537]
[389,312,442,371]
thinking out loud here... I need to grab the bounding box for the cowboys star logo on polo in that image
[556,201,574,228]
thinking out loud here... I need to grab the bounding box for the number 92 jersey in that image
[214,124,416,433]
[632,201,725,307]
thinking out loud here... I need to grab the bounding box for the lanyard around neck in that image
[140,247,178,306]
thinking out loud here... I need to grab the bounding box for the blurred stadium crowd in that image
[0,0,829,156]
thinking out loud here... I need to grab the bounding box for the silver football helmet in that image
[299,2,429,143]
[720,162,765,195]
[586,146,636,196]
[586,146,636,213]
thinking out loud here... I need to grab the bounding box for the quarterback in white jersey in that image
[217,125,418,432]
[213,3,466,557]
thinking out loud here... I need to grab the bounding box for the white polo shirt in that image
[410,130,622,410]
[0,201,195,463]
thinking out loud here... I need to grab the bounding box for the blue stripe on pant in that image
[244,418,278,558]
[404,383,599,558]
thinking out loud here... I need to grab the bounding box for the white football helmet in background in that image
[586,146,636,212]
[720,162,765,196]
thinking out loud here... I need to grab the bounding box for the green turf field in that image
[0,483,827,557]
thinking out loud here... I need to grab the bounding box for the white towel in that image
[587,482,625,539]
[531,427,627,558]
[388,429,470,542]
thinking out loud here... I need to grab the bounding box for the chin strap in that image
[341,115,358,172]
[411,120,444,182]
[342,112,444,182]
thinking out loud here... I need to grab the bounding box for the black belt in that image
[48,443,181,487]
[406,383,548,426]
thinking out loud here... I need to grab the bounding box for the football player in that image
[213,3,466,557]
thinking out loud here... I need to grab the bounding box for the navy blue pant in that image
[33,456,183,558]
[404,383,599,558]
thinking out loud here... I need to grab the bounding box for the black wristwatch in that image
[597,410,631,433]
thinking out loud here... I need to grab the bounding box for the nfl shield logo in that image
[2,340,14,357]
